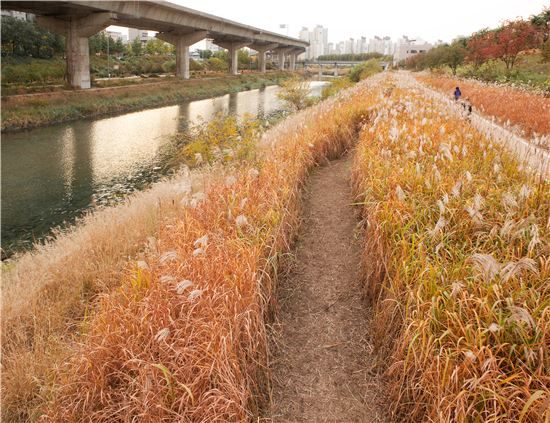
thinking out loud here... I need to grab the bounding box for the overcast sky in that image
[110,0,548,44]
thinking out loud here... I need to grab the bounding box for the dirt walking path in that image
[270,157,388,422]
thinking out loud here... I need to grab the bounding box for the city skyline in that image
[106,0,548,58]
[164,0,547,44]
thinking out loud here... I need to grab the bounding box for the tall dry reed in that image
[2,77,379,421]
[352,74,549,422]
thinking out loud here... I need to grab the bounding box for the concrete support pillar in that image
[258,50,267,72]
[277,50,285,70]
[176,41,190,79]
[318,64,322,79]
[229,46,239,75]
[37,13,115,89]
[251,43,278,73]
[215,40,251,75]
[334,63,339,77]
[289,53,296,71]
[66,20,91,89]
[157,31,207,79]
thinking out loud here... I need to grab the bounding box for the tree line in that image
[405,7,549,73]
[317,52,388,62]
[0,15,260,71]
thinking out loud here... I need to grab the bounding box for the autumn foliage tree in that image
[490,20,538,69]
[531,7,550,61]
[466,29,494,68]
[467,20,538,70]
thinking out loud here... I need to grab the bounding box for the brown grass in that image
[2,77,377,421]
[1,170,214,421]
[417,74,550,140]
[352,74,549,422]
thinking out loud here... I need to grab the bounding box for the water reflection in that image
[1,82,326,254]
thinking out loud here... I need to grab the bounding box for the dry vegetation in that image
[352,75,549,422]
[1,77,376,421]
[2,71,548,422]
[417,74,550,145]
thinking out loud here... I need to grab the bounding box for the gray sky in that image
[110,0,548,44]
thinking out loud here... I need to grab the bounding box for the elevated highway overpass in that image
[2,1,308,88]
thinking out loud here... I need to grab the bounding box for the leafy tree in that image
[531,7,550,43]
[318,52,385,61]
[212,50,228,61]
[197,49,212,59]
[112,38,125,55]
[490,20,538,69]
[467,29,494,68]
[144,38,174,55]
[238,49,251,69]
[442,41,467,74]
[129,38,142,56]
[1,16,64,58]
[190,58,203,71]
[206,57,227,71]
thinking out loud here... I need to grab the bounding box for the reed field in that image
[352,75,549,422]
[417,74,550,148]
[2,71,549,422]
[1,77,377,421]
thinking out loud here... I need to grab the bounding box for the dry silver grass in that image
[9,78,377,421]
[352,74,550,422]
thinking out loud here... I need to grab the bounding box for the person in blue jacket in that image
[454,86,462,101]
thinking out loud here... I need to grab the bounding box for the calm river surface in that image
[1,81,327,255]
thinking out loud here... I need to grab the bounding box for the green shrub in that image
[277,76,316,110]
[162,60,176,73]
[190,59,204,71]
[349,59,383,82]
[206,57,227,72]
[321,77,354,99]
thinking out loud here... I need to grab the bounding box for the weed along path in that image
[270,157,388,422]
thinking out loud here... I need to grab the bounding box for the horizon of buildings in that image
[298,24,447,64]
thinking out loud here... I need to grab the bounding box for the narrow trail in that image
[270,156,388,422]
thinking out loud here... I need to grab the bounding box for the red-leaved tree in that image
[466,29,494,68]
[489,20,538,69]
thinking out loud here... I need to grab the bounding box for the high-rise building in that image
[356,37,368,54]
[128,28,151,45]
[368,36,393,55]
[204,39,221,52]
[344,38,355,54]
[299,27,310,43]
[299,25,328,60]
[393,36,433,64]
[106,30,128,44]
[1,9,34,21]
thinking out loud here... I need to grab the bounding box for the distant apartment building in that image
[344,38,355,54]
[1,9,34,21]
[204,39,221,52]
[299,25,328,60]
[128,28,151,44]
[355,36,368,54]
[368,36,393,55]
[393,36,433,64]
[106,30,127,44]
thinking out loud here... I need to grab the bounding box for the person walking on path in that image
[454,86,462,101]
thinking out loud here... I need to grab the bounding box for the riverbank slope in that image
[1,72,290,132]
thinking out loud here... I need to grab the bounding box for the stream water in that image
[1,81,327,255]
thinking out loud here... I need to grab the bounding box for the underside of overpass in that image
[2,0,308,88]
